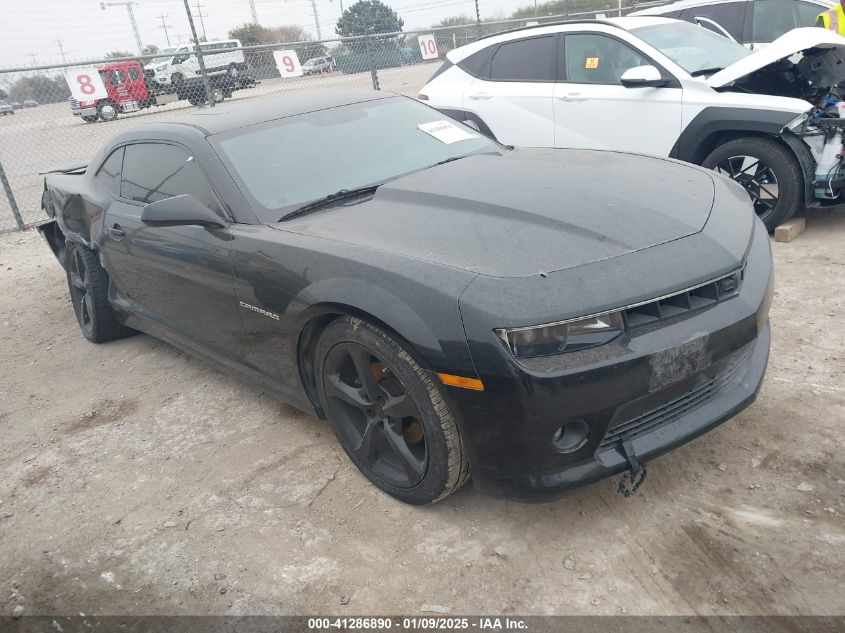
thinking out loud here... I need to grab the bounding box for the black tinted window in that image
[108,69,126,85]
[120,143,220,211]
[680,2,746,40]
[490,36,554,81]
[95,147,124,196]
[458,47,493,77]
[128,67,141,80]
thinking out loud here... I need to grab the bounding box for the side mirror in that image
[141,194,226,229]
[620,65,668,88]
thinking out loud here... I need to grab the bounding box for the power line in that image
[192,2,209,40]
[157,12,174,46]
[101,2,145,55]
[56,38,67,63]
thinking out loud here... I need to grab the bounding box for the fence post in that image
[364,32,380,90]
[0,160,25,231]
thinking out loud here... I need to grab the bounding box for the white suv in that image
[419,17,845,229]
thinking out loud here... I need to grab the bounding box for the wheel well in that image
[296,305,427,419]
[691,130,783,165]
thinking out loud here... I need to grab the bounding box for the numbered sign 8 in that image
[273,50,303,78]
[418,34,439,60]
[64,66,108,102]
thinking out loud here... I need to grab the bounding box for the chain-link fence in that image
[0,0,667,233]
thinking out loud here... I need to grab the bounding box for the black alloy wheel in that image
[64,242,135,343]
[68,245,95,338]
[315,317,470,504]
[323,341,428,488]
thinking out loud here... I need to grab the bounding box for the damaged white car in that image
[419,17,845,229]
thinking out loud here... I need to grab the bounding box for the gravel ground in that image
[0,211,843,617]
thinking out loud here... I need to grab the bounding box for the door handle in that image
[108,224,125,241]
[557,92,588,102]
[467,92,492,100]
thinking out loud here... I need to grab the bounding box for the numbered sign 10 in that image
[273,50,303,77]
[64,66,108,102]
[418,34,439,60]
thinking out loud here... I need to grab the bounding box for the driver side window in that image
[562,34,648,85]
[120,143,221,213]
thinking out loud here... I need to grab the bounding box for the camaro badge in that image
[239,301,280,321]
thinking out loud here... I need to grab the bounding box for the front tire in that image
[315,317,471,505]
[702,137,802,231]
[65,242,134,343]
[97,100,118,122]
[227,63,240,78]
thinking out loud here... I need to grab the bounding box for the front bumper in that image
[447,217,773,501]
[71,106,97,117]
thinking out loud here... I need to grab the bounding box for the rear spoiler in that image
[40,160,87,175]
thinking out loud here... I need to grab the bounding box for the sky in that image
[0,0,538,69]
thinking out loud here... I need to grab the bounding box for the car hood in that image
[707,27,845,88]
[274,149,716,278]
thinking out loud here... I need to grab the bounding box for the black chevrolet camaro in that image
[38,91,773,504]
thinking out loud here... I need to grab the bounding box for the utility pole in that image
[101,2,144,55]
[331,0,344,17]
[157,13,173,46]
[475,0,481,34]
[57,39,67,63]
[309,0,323,40]
[248,0,258,23]
[192,2,208,41]
[30,52,38,66]
[181,0,214,107]
[534,0,538,17]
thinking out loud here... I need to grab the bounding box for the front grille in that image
[624,269,743,328]
[144,68,155,78]
[599,345,751,449]
[69,97,79,109]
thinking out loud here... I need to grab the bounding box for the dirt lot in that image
[0,211,844,617]
[0,62,437,230]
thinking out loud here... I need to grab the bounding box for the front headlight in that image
[496,312,624,359]
[156,64,168,71]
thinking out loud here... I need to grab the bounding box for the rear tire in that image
[315,317,471,505]
[702,137,802,231]
[65,242,135,344]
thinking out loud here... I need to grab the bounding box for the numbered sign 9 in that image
[64,66,108,101]
[418,34,439,60]
[273,50,303,78]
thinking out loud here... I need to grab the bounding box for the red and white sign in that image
[418,34,439,60]
[64,66,108,102]
[273,50,303,77]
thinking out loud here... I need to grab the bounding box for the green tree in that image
[437,15,475,27]
[228,23,271,46]
[104,50,135,59]
[8,75,70,104]
[142,44,160,55]
[335,0,404,38]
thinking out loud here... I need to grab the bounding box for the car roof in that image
[446,16,678,59]
[140,90,394,136]
[634,0,832,11]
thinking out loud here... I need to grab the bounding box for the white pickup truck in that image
[144,40,247,89]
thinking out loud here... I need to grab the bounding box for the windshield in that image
[151,47,177,63]
[632,21,751,75]
[214,97,500,221]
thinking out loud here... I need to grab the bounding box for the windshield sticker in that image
[418,120,478,144]
[585,57,599,69]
